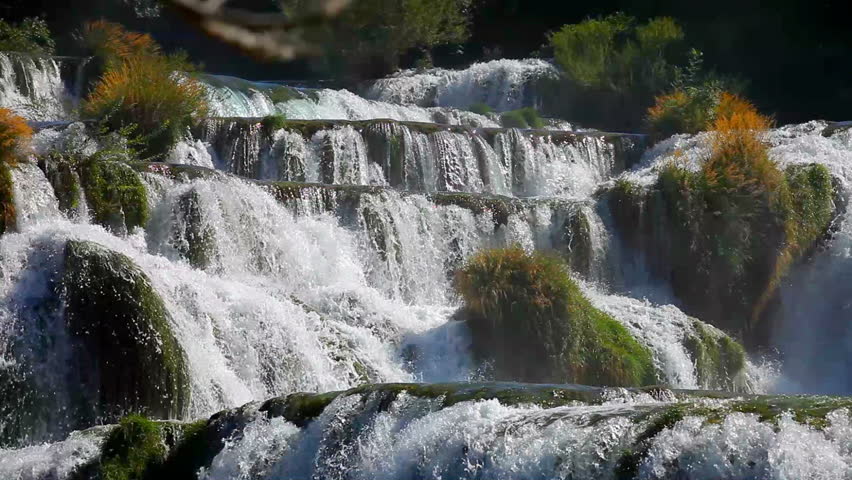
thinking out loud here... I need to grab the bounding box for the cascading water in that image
[2,55,851,479]
[0,53,74,122]
[364,58,559,111]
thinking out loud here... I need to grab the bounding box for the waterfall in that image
[364,58,560,111]
[0,53,73,121]
[188,118,642,197]
[4,54,852,478]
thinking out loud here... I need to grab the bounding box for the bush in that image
[546,14,685,130]
[80,20,160,69]
[499,107,545,129]
[0,18,55,55]
[82,56,207,159]
[261,114,288,133]
[455,246,656,387]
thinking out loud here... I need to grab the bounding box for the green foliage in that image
[0,18,55,55]
[455,246,657,387]
[78,159,149,234]
[550,14,683,93]
[265,85,302,104]
[545,14,690,131]
[99,415,166,480]
[499,107,545,129]
[261,114,288,133]
[283,0,472,77]
[63,241,190,424]
[467,103,493,116]
[610,105,835,343]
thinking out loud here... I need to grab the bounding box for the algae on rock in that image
[62,240,189,425]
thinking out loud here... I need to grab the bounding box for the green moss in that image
[99,415,166,480]
[500,108,546,129]
[265,85,303,104]
[467,103,493,115]
[0,161,14,235]
[456,247,657,387]
[78,159,148,234]
[63,240,189,424]
[684,319,746,390]
[261,114,288,134]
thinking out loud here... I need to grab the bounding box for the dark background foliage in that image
[2,0,849,124]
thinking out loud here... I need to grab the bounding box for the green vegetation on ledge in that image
[609,97,836,344]
[455,247,657,387]
[499,107,545,129]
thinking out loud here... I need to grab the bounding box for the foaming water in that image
[0,426,108,480]
[194,389,852,480]
[365,59,559,111]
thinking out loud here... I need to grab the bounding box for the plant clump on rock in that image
[610,94,835,344]
[454,246,657,387]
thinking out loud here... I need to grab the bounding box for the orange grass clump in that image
[81,20,160,68]
[701,93,779,195]
[0,107,33,165]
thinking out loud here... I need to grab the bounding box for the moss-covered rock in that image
[0,161,15,235]
[62,240,189,424]
[608,163,837,345]
[455,247,657,387]
[171,189,215,269]
[39,155,82,214]
[684,318,746,390]
[78,159,149,234]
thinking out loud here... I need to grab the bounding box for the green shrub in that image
[0,18,55,55]
[499,108,545,129]
[467,103,493,116]
[455,246,656,387]
[0,161,13,235]
[545,14,688,131]
[261,114,288,133]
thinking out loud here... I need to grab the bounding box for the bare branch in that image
[167,0,350,60]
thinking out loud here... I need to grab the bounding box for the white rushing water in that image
[364,58,559,111]
[192,118,638,199]
[195,390,852,480]
[201,76,499,127]
[0,53,72,121]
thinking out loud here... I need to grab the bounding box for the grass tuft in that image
[455,246,656,387]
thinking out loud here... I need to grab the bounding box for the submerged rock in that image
[62,240,189,424]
